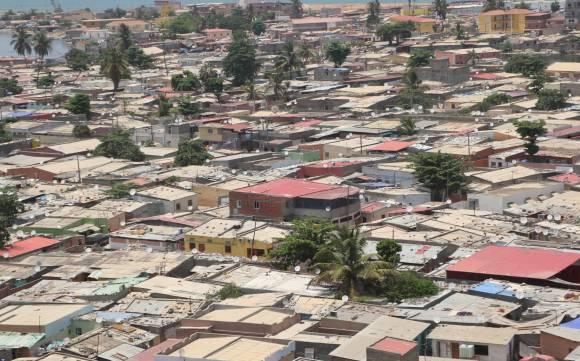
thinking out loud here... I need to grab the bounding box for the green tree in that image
[0,124,12,143]
[101,7,126,18]
[127,45,155,70]
[117,23,133,51]
[296,42,315,64]
[100,45,130,91]
[527,72,550,95]
[504,54,547,77]
[32,31,52,82]
[37,72,55,89]
[536,89,566,110]
[176,96,201,116]
[171,70,201,91]
[483,0,505,11]
[223,33,260,86]
[270,219,336,269]
[454,23,466,40]
[65,48,90,71]
[475,92,509,112]
[313,227,393,298]
[466,48,480,66]
[206,77,224,100]
[376,239,401,265]
[551,0,561,12]
[408,49,432,68]
[266,68,288,101]
[0,189,24,248]
[64,94,91,118]
[164,13,202,36]
[73,124,92,138]
[94,129,145,161]
[11,27,32,62]
[500,40,513,53]
[434,0,448,22]
[135,6,160,20]
[514,1,531,8]
[366,0,381,28]
[291,0,303,18]
[411,152,465,201]
[325,41,351,68]
[216,284,242,300]
[104,182,132,199]
[276,42,303,79]
[174,139,211,166]
[157,94,172,116]
[392,21,415,43]
[0,78,23,97]
[397,69,430,110]
[514,119,547,156]
[252,19,266,35]
[199,65,224,97]
[376,23,395,45]
[398,117,416,135]
[380,271,438,302]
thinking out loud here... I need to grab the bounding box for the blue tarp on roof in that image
[470,281,517,298]
[561,317,580,329]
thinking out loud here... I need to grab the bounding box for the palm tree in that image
[266,69,288,101]
[100,46,130,92]
[398,117,417,135]
[244,81,260,112]
[296,42,315,65]
[466,48,480,66]
[117,23,133,51]
[32,31,52,85]
[454,23,466,40]
[312,227,393,298]
[275,42,303,79]
[11,27,32,63]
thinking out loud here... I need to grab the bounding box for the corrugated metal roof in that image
[0,332,44,348]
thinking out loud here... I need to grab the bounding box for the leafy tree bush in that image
[411,152,465,201]
[73,124,92,138]
[376,239,401,265]
[535,89,566,110]
[514,119,547,156]
[251,19,266,35]
[0,189,24,248]
[0,78,23,97]
[171,71,201,91]
[94,129,145,161]
[474,92,509,112]
[216,284,243,300]
[64,94,91,118]
[504,54,546,77]
[65,48,90,71]
[408,49,433,68]
[398,117,417,135]
[176,97,201,116]
[157,94,172,116]
[325,41,351,68]
[104,182,132,199]
[174,140,211,166]
[223,33,260,86]
[127,45,155,70]
[379,271,439,302]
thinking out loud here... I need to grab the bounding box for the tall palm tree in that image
[296,42,315,65]
[117,23,133,51]
[100,46,130,92]
[312,227,393,298]
[32,31,52,85]
[266,69,288,101]
[275,42,303,79]
[398,117,417,135]
[11,27,32,63]
[243,81,260,112]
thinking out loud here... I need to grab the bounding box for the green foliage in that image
[0,78,23,97]
[504,54,546,77]
[52,94,66,105]
[135,6,160,20]
[11,27,32,58]
[296,42,315,64]
[454,23,466,40]
[0,124,12,143]
[73,124,92,138]
[500,40,513,53]
[65,48,90,71]
[313,227,394,298]
[104,182,132,199]
[397,69,431,110]
[474,92,509,112]
[199,65,224,97]
[434,0,448,21]
[171,71,201,91]
[216,284,242,300]
[380,271,439,302]
[514,119,547,156]
[536,89,566,110]
[174,139,211,166]
[100,46,130,91]
[527,72,550,95]
[127,45,155,70]
[223,33,260,86]
[94,129,145,161]
[376,21,415,45]
[176,96,201,116]
[514,1,531,8]
[551,0,560,12]
[157,94,172,116]
[325,40,351,68]
[117,23,133,51]
[252,19,266,35]
[483,0,505,11]
[37,73,55,89]
[398,117,416,135]
[64,94,91,118]
[376,239,401,265]
[101,7,126,19]
[275,42,303,78]
[163,13,202,36]
[411,152,465,201]
[0,188,24,248]
[291,0,304,18]
[266,69,288,100]
[408,49,432,68]
[366,0,381,27]
[32,31,52,60]
[269,219,336,269]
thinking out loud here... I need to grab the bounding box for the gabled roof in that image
[367,140,414,152]
[234,178,345,198]
[1,237,60,259]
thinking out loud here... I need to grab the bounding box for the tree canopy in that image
[73,124,92,138]
[252,19,266,35]
[174,139,212,166]
[94,129,145,161]
[171,71,201,91]
[0,189,24,248]
[376,239,401,265]
[223,33,260,86]
[65,48,90,71]
[514,119,547,156]
[325,41,351,68]
[176,96,201,116]
[0,78,23,97]
[104,182,133,199]
[474,92,510,112]
[64,94,91,119]
[366,0,381,27]
[408,49,433,68]
[100,46,130,91]
[127,45,155,70]
[535,89,567,110]
[411,152,465,201]
[504,54,546,77]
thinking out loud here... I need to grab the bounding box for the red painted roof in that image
[362,201,388,213]
[370,337,416,355]
[548,173,580,185]
[128,339,183,361]
[471,73,499,80]
[1,236,60,258]
[447,245,580,280]
[235,178,343,198]
[368,140,414,152]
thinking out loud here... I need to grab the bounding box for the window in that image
[175,203,181,211]
[304,348,315,359]
[236,200,242,208]
[225,245,232,253]
[254,201,260,209]
[474,345,489,356]
[198,243,205,252]
[188,199,193,207]
[208,128,214,134]
[75,328,82,336]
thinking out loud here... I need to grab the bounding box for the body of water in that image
[0,31,70,58]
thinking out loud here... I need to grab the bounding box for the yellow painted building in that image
[400,6,431,16]
[184,218,289,259]
[390,15,436,34]
[477,9,531,34]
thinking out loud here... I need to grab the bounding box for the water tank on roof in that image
[459,344,475,359]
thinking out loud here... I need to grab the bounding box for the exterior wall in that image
[478,14,527,33]
[134,195,197,214]
[109,237,180,251]
[468,182,565,213]
[198,125,226,143]
[183,234,273,259]
[191,184,230,207]
[546,69,580,80]
[541,331,579,359]
[431,340,511,361]
[204,29,232,41]
[367,347,418,361]
[229,192,287,221]
[361,166,416,187]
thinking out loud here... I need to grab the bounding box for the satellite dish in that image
[294,265,301,273]
[95,317,103,323]
[314,268,321,275]
[34,265,41,272]
[31,230,36,236]
[2,252,9,259]
[129,189,136,196]
[251,255,258,262]
[191,248,199,254]
[341,295,349,302]
[85,247,92,253]
[146,247,153,253]
[433,317,441,324]
[547,214,554,221]
[519,217,528,225]
[554,214,562,221]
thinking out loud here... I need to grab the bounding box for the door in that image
[451,343,460,359]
